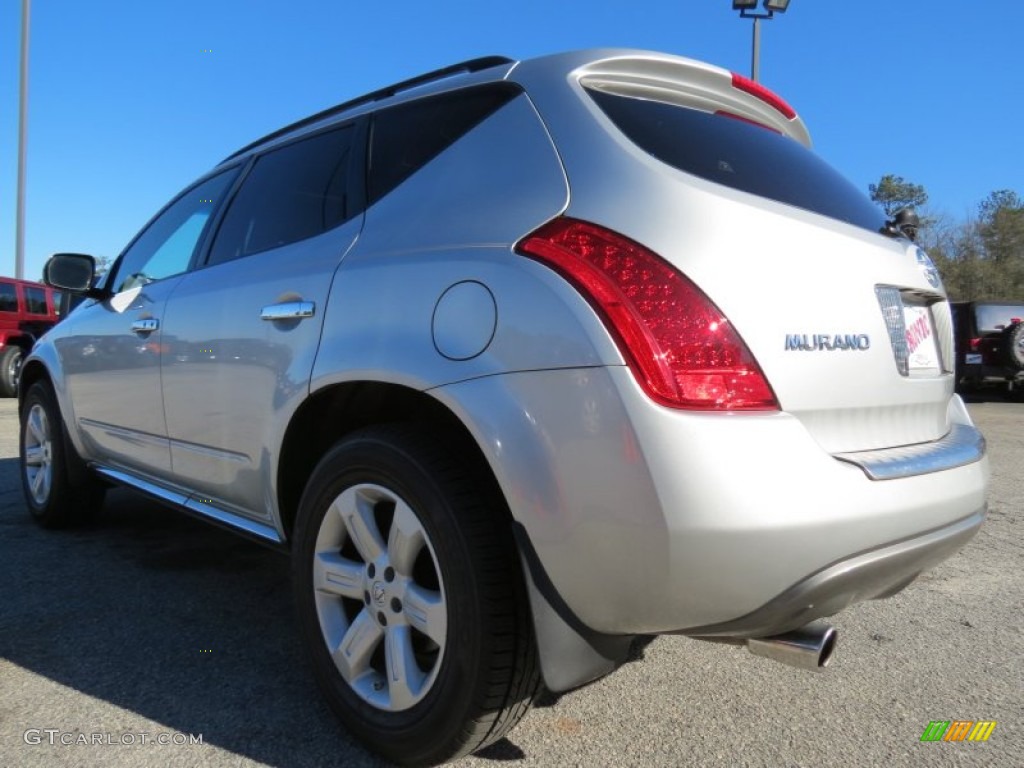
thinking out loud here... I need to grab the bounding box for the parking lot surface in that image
[0,396,1020,767]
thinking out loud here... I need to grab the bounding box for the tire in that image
[0,345,23,398]
[20,380,106,528]
[1003,322,1024,370]
[292,425,540,765]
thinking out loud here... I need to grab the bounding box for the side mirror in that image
[44,253,108,298]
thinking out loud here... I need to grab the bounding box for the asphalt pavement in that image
[0,396,1020,767]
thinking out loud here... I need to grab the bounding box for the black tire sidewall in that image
[20,381,70,525]
[0,345,23,398]
[293,429,503,764]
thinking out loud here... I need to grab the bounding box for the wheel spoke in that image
[385,625,425,710]
[30,466,48,501]
[313,551,365,600]
[387,499,426,575]
[27,408,47,445]
[24,446,45,466]
[332,607,383,682]
[404,583,446,647]
[334,488,386,563]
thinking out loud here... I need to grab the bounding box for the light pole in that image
[16,0,31,280]
[731,0,791,83]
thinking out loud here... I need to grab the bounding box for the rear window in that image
[588,89,885,233]
[975,304,1024,334]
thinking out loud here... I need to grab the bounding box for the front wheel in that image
[20,380,106,527]
[292,425,539,765]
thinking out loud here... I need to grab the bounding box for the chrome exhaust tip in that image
[746,621,837,671]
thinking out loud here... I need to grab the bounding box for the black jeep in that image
[952,300,1024,395]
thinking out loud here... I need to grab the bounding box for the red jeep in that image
[0,277,63,397]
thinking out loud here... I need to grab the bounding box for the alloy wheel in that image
[23,403,53,506]
[312,483,447,712]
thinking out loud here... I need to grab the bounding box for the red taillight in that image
[516,218,778,411]
[730,72,797,120]
[969,337,981,351]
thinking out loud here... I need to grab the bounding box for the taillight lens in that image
[516,218,778,411]
[969,337,981,351]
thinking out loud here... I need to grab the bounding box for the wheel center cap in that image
[372,581,387,606]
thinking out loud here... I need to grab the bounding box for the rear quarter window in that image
[587,89,885,233]
[368,84,520,205]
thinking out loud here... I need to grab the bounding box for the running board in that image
[92,466,285,546]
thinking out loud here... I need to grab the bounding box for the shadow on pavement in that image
[0,456,389,767]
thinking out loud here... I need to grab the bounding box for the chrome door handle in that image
[260,301,315,321]
[131,318,159,334]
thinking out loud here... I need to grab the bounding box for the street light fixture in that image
[732,0,791,83]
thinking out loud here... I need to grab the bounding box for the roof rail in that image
[222,55,515,163]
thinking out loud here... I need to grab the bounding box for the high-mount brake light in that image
[516,218,778,411]
[730,72,796,120]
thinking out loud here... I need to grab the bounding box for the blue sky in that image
[2,0,1022,280]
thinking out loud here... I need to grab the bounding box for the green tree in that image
[868,174,929,217]
[977,190,1024,262]
[976,190,1024,297]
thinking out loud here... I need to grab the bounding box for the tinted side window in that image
[208,125,356,265]
[588,89,886,233]
[113,170,238,293]
[369,84,520,205]
[24,287,48,315]
[0,283,16,313]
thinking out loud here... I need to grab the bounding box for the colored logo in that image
[920,720,996,742]
[915,247,943,290]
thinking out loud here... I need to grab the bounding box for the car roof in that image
[0,276,53,289]
[217,48,811,168]
[221,55,516,165]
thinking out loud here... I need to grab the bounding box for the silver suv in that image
[23,50,988,765]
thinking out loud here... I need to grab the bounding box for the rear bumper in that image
[680,508,985,638]
[959,361,1024,384]
[436,366,989,636]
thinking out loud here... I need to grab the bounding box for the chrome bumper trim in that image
[834,423,986,481]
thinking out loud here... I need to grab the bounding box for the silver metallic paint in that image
[27,49,990,688]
